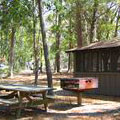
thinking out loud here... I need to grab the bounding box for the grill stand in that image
[77,92,82,106]
[65,89,83,106]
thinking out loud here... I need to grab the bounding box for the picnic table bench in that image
[0,84,54,118]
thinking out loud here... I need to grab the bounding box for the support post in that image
[16,91,23,118]
[77,92,82,106]
[42,92,48,111]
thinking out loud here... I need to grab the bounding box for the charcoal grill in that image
[60,77,98,105]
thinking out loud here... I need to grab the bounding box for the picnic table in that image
[0,84,54,117]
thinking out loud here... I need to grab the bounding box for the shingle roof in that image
[66,37,120,52]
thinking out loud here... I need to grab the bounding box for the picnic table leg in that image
[42,92,47,111]
[16,91,23,118]
[77,92,82,106]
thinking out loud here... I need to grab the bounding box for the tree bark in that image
[68,44,72,73]
[55,30,61,73]
[55,0,62,73]
[33,0,39,85]
[37,0,53,95]
[75,0,83,48]
[9,27,15,77]
[68,13,72,72]
[40,48,43,73]
[84,15,89,45]
[89,0,98,43]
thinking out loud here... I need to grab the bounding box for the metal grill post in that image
[77,92,82,106]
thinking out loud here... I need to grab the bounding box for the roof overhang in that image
[66,37,120,53]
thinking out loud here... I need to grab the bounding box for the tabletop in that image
[0,84,52,93]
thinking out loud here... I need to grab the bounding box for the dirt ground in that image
[0,70,120,120]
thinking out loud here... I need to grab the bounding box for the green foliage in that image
[0,0,120,73]
[0,65,9,78]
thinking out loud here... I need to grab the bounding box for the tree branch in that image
[97,3,116,19]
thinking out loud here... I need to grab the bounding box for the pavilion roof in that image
[66,37,120,52]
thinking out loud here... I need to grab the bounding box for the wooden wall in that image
[74,72,120,96]
[73,47,120,96]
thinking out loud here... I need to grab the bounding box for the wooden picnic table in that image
[0,84,54,118]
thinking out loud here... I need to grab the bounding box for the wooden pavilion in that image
[67,38,120,96]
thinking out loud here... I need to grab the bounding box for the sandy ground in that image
[0,70,120,120]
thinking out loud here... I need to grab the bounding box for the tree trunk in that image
[55,31,61,73]
[75,0,83,48]
[54,59,57,72]
[114,6,120,37]
[37,0,53,95]
[55,0,62,73]
[68,14,72,72]
[106,11,117,39]
[40,48,43,73]
[9,27,15,77]
[89,0,98,43]
[68,45,72,73]
[84,16,89,45]
[33,0,39,85]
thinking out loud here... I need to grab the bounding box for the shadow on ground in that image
[0,99,120,120]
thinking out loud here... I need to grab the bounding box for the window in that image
[75,49,120,73]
